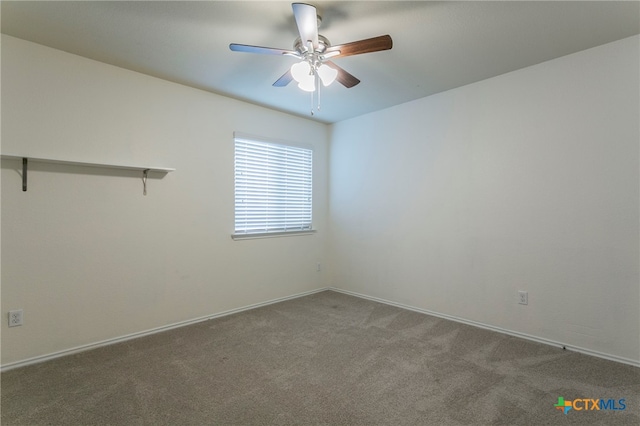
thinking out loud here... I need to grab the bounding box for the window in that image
[233,134,313,238]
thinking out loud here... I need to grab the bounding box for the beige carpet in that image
[2,290,639,425]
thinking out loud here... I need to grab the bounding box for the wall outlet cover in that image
[518,291,528,305]
[8,309,23,327]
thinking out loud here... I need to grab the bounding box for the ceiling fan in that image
[229,3,392,112]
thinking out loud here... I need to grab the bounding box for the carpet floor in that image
[2,290,639,425]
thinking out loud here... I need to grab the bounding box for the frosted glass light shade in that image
[291,61,315,92]
[317,63,338,86]
[297,76,316,92]
[291,61,311,83]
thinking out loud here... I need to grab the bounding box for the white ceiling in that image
[2,1,639,124]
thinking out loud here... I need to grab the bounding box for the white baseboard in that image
[0,287,328,372]
[329,287,640,368]
[4,286,638,371]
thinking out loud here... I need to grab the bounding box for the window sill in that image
[231,230,316,240]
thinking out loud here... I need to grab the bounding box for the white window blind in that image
[234,136,313,236]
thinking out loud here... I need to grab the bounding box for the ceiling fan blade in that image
[229,43,296,56]
[325,61,360,88]
[324,35,393,58]
[292,3,318,50]
[273,69,294,87]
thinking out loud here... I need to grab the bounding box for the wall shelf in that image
[1,154,175,194]
[1,154,175,173]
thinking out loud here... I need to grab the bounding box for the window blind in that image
[234,137,313,235]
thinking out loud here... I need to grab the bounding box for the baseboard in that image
[1,287,329,372]
[329,287,640,368]
[4,286,637,371]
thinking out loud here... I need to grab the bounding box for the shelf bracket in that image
[142,169,149,196]
[22,158,28,192]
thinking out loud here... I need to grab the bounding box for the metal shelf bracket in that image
[142,169,149,196]
[22,157,28,192]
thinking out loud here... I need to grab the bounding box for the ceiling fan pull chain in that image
[317,75,321,111]
[310,90,314,116]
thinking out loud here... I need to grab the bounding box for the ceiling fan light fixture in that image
[317,63,338,86]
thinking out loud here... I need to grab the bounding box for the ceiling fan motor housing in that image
[294,34,330,55]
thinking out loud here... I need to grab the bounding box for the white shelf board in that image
[1,154,175,173]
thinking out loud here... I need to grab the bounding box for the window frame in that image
[232,132,315,240]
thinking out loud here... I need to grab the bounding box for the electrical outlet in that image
[8,309,23,327]
[518,291,528,305]
[316,262,322,272]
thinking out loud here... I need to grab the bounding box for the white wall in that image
[1,35,329,365]
[328,36,640,363]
